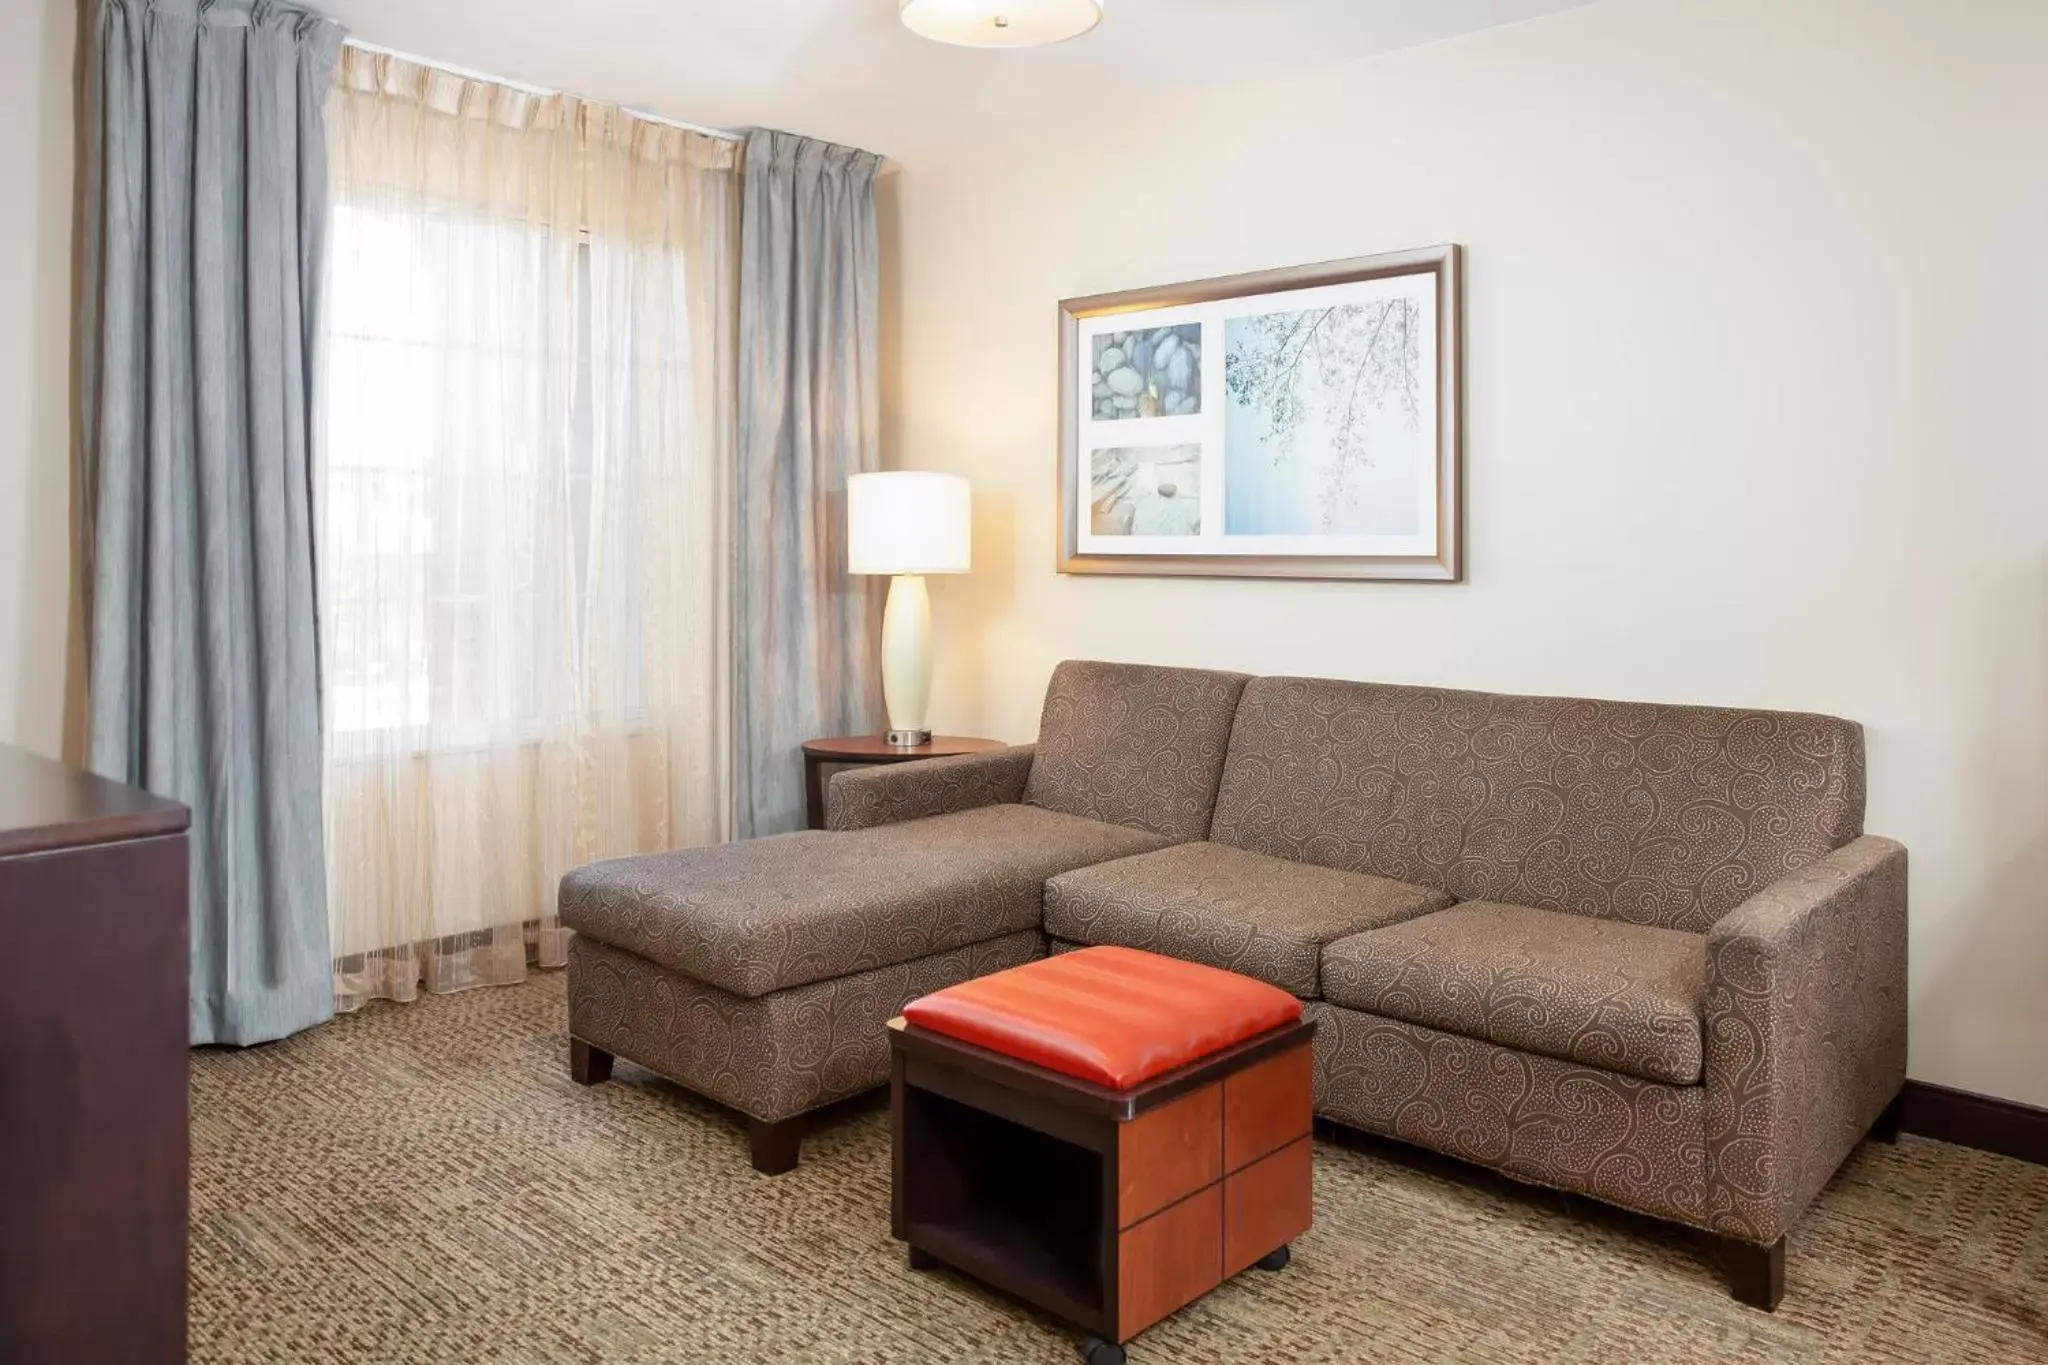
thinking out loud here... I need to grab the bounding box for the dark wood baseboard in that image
[1898,1080,2048,1166]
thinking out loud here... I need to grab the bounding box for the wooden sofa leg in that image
[569,1038,613,1086]
[748,1116,804,1175]
[1718,1234,1786,1311]
[1869,1091,1904,1145]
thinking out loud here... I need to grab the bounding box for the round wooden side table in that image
[801,734,1005,831]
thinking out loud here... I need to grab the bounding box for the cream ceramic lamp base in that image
[881,574,934,747]
[847,470,971,747]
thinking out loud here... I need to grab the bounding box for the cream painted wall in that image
[888,0,2048,1106]
[0,0,78,760]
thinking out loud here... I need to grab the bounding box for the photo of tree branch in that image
[1226,298,1419,467]
[1223,296,1425,535]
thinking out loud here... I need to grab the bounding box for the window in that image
[322,204,607,749]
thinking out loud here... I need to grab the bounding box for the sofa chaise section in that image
[562,661,1249,1172]
[567,930,1045,1169]
[563,805,1164,1001]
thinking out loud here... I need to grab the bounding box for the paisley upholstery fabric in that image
[1310,839,1906,1242]
[566,929,1043,1122]
[1211,676,1866,933]
[560,657,1904,1252]
[559,804,1168,999]
[1703,835,1908,1242]
[826,745,1036,831]
[1044,840,1451,998]
[1309,1002,1710,1228]
[1022,660,1250,841]
[1320,902,1707,1085]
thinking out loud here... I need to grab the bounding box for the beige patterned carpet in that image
[190,971,2048,1364]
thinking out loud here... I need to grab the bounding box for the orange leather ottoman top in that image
[901,945,1304,1090]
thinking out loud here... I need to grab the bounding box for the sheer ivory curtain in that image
[322,50,738,1011]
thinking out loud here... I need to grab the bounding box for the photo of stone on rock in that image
[1090,324,1201,420]
[1091,444,1201,536]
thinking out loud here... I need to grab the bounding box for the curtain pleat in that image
[735,129,885,836]
[79,0,344,1046]
[320,50,740,1012]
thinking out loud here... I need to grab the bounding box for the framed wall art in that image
[1057,244,1461,581]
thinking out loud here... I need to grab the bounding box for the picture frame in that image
[1057,244,1462,581]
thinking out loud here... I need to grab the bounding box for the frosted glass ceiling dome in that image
[900,0,1104,48]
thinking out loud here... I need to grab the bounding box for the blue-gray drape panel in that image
[735,129,885,835]
[79,0,344,1045]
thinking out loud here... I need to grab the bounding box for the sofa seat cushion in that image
[1044,841,1454,998]
[560,804,1171,999]
[1320,902,1707,1085]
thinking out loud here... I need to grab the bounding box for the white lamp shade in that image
[848,471,972,576]
[900,0,1103,48]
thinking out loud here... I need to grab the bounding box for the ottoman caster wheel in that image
[1256,1244,1291,1272]
[1078,1335,1126,1365]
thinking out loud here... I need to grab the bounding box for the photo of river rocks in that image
[1091,444,1202,535]
[1090,324,1201,420]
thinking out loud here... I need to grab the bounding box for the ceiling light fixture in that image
[900,0,1103,48]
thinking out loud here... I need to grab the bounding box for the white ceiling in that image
[318,0,1595,165]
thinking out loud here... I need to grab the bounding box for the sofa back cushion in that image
[1210,676,1865,932]
[1023,660,1251,842]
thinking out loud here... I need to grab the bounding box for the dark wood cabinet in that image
[0,743,190,1364]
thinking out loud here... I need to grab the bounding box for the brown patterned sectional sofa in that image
[561,660,1905,1309]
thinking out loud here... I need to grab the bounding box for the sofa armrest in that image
[1703,835,1907,1243]
[826,745,1036,832]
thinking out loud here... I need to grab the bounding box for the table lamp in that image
[847,471,972,746]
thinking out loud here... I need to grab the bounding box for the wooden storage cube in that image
[1224,1043,1315,1170]
[1224,1135,1314,1278]
[896,1083,1109,1323]
[1117,1183,1223,1339]
[1118,1084,1222,1226]
[892,1018,1315,1351]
